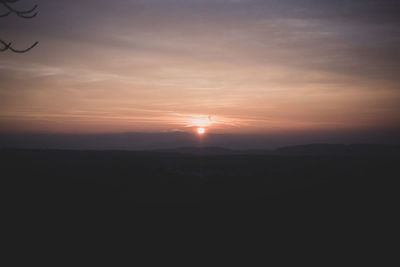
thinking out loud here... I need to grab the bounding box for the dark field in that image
[2,145,398,208]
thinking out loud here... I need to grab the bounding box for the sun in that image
[197,127,205,135]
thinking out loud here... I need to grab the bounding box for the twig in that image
[0,0,38,19]
[1,39,38,53]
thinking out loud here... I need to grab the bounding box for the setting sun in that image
[197,128,205,135]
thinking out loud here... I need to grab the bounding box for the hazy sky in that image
[1,0,400,136]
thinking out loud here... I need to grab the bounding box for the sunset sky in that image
[1,0,400,137]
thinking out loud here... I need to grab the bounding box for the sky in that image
[1,0,400,142]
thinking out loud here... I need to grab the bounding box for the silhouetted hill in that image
[274,144,400,156]
[150,144,400,156]
[1,144,399,208]
[275,144,346,155]
[155,146,234,155]
[2,131,399,150]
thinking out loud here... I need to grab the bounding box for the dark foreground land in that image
[1,144,399,208]
[1,145,398,265]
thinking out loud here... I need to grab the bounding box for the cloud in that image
[1,0,399,134]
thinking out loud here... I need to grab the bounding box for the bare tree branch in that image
[1,39,38,53]
[0,11,11,17]
[0,39,12,51]
[1,0,39,53]
[0,0,38,18]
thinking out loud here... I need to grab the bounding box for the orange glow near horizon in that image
[1,1,400,136]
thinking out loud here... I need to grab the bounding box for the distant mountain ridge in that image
[274,144,400,156]
[2,131,399,150]
[155,146,234,155]
[152,144,400,156]
[1,131,399,156]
